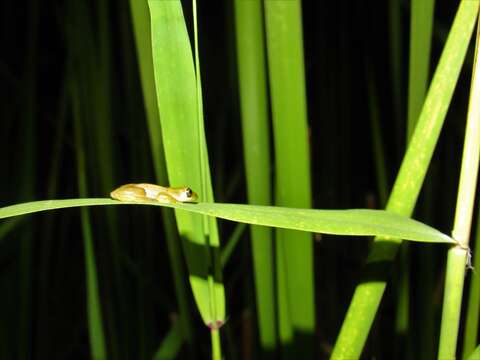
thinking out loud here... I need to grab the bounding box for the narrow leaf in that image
[0,199,454,244]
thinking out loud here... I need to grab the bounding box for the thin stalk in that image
[463,208,480,357]
[192,2,225,351]
[438,248,468,359]
[192,2,224,355]
[438,12,480,359]
[211,329,221,360]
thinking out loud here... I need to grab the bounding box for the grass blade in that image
[233,0,276,352]
[0,200,455,244]
[147,0,225,330]
[129,0,194,347]
[264,0,315,353]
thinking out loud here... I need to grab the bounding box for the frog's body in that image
[110,183,198,204]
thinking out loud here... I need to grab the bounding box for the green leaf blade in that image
[148,0,225,328]
[0,199,454,244]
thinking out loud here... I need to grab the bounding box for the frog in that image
[110,183,198,204]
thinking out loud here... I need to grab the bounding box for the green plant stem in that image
[192,2,224,344]
[438,248,468,359]
[211,329,221,360]
[463,208,480,357]
[332,2,479,358]
[439,11,480,359]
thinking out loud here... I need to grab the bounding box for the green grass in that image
[332,2,479,358]
[2,0,480,358]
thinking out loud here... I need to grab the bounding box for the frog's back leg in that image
[110,184,147,202]
[156,192,177,204]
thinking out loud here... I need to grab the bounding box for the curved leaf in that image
[0,199,454,244]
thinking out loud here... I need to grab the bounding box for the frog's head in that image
[171,187,199,203]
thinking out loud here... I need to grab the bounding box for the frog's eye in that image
[185,188,193,198]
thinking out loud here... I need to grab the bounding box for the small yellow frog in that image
[110,183,198,204]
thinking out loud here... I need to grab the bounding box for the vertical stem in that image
[438,10,480,359]
[211,329,221,360]
[438,248,468,359]
[463,210,480,356]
